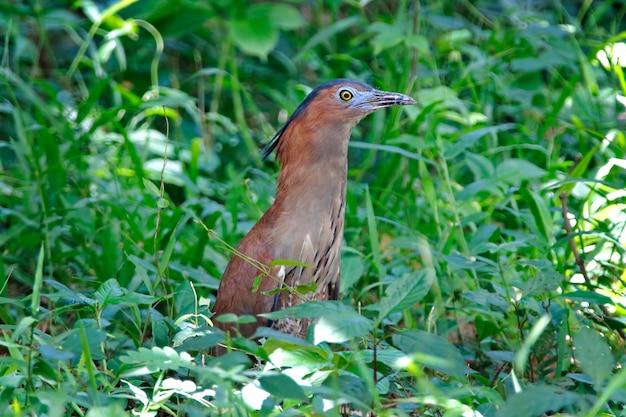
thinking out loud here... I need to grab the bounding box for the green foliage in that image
[1,0,626,416]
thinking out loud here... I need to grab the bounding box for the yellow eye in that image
[339,89,353,101]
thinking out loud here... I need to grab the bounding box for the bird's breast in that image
[266,177,346,290]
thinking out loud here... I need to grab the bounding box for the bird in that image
[212,79,416,344]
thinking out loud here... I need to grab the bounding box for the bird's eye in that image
[339,89,353,101]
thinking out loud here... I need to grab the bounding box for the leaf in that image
[31,242,44,315]
[142,178,161,196]
[260,301,372,344]
[405,34,429,54]
[340,255,365,293]
[521,188,554,244]
[560,290,613,305]
[313,309,372,344]
[352,347,405,367]
[392,329,467,378]
[38,344,76,361]
[93,278,125,306]
[228,9,278,60]
[573,326,614,385]
[45,279,97,306]
[462,289,508,310]
[496,385,578,417]
[465,152,495,180]
[321,374,372,406]
[264,281,316,296]
[484,350,516,362]
[120,346,194,372]
[258,374,307,400]
[365,185,383,278]
[215,313,256,324]
[447,124,516,159]
[369,21,405,55]
[418,86,459,108]
[64,327,108,361]
[175,330,223,352]
[260,300,345,320]
[378,269,434,321]
[349,141,429,162]
[295,16,360,61]
[456,179,503,201]
[495,159,547,184]
[269,4,306,30]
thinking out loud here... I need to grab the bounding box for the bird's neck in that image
[274,120,352,213]
[264,121,352,258]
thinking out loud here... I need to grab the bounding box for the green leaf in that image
[393,329,467,378]
[215,313,256,324]
[465,152,495,180]
[447,124,516,159]
[85,404,129,417]
[264,281,316,296]
[261,301,372,344]
[560,290,613,305]
[558,146,597,195]
[321,374,372,407]
[45,279,97,306]
[521,188,554,244]
[31,242,44,315]
[295,16,360,60]
[340,255,365,293]
[228,11,278,59]
[142,178,161,196]
[418,86,459,108]
[259,374,307,400]
[176,331,223,352]
[38,344,76,361]
[369,21,405,55]
[93,279,125,306]
[462,289,508,310]
[378,269,434,321]
[365,185,383,278]
[405,34,429,55]
[260,300,347,320]
[496,385,578,417]
[313,308,372,344]
[120,346,194,372]
[495,159,547,184]
[65,326,107,361]
[573,326,614,385]
[156,197,169,208]
[269,4,306,30]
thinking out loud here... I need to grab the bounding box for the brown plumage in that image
[212,79,416,344]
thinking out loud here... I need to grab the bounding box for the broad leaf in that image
[378,269,434,321]
[496,385,578,417]
[393,329,467,378]
[495,159,547,184]
[259,374,307,400]
[573,326,614,385]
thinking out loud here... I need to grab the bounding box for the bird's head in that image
[315,80,417,122]
[263,79,416,159]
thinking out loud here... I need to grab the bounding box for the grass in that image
[1,0,626,416]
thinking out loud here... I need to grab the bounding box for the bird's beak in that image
[352,89,416,112]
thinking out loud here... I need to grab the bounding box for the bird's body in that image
[213,79,415,341]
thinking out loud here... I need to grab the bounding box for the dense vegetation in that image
[1,0,626,416]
